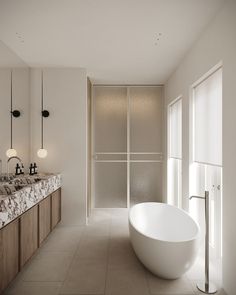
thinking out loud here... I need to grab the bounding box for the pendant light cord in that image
[10,70,13,149]
[41,70,44,149]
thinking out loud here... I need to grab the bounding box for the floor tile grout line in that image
[186,275,199,294]
[57,211,110,295]
[4,209,218,295]
[13,280,63,283]
[57,224,87,294]
[144,267,153,295]
[103,212,112,295]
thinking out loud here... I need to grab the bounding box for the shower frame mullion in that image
[90,84,95,214]
[127,87,131,208]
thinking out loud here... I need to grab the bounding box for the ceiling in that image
[0,0,225,84]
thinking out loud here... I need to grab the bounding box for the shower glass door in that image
[93,86,128,208]
[92,85,163,208]
[129,87,163,206]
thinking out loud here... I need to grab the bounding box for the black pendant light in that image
[6,70,21,158]
[37,70,49,158]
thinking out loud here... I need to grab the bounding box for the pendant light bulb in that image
[6,148,17,158]
[37,148,48,158]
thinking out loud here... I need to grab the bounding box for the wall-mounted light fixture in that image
[6,70,21,158]
[37,70,49,158]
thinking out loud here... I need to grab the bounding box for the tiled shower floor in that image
[4,209,225,295]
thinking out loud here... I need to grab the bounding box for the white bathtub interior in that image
[130,202,199,242]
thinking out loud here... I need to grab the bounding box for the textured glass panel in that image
[130,87,162,152]
[93,86,127,152]
[95,162,127,208]
[130,162,162,206]
[193,68,222,165]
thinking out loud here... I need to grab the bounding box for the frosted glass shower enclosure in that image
[92,85,163,208]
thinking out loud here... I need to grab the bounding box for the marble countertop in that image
[0,173,62,229]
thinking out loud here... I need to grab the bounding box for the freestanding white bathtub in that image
[129,202,200,279]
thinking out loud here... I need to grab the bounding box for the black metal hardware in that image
[12,110,21,117]
[40,71,50,149]
[42,110,50,117]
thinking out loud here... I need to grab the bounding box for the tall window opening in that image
[168,97,182,207]
[190,66,222,262]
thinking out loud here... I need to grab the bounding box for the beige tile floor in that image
[4,209,225,295]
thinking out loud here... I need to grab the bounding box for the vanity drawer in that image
[20,205,38,268]
[51,188,61,229]
[0,219,19,293]
[39,197,51,245]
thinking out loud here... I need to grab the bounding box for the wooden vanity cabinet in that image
[20,205,38,268]
[0,188,61,293]
[51,188,61,229]
[39,196,51,245]
[0,219,19,293]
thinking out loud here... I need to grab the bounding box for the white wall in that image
[0,40,30,171]
[0,40,27,67]
[0,40,88,226]
[30,68,87,225]
[164,1,236,294]
[0,67,30,173]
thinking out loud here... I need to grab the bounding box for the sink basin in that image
[10,176,39,186]
[0,183,29,195]
[0,174,15,183]
[0,184,17,195]
[0,174,50,196]
[0,194,9,200]
[14,184,29,191]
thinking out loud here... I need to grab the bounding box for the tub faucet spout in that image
[189,195,205,200]
[7,156,24,181]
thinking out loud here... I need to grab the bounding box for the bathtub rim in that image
[129,202,201,244]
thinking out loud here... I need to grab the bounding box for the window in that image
[190,66,222,260]
[168,97,182,207]
[193,68,222,166]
